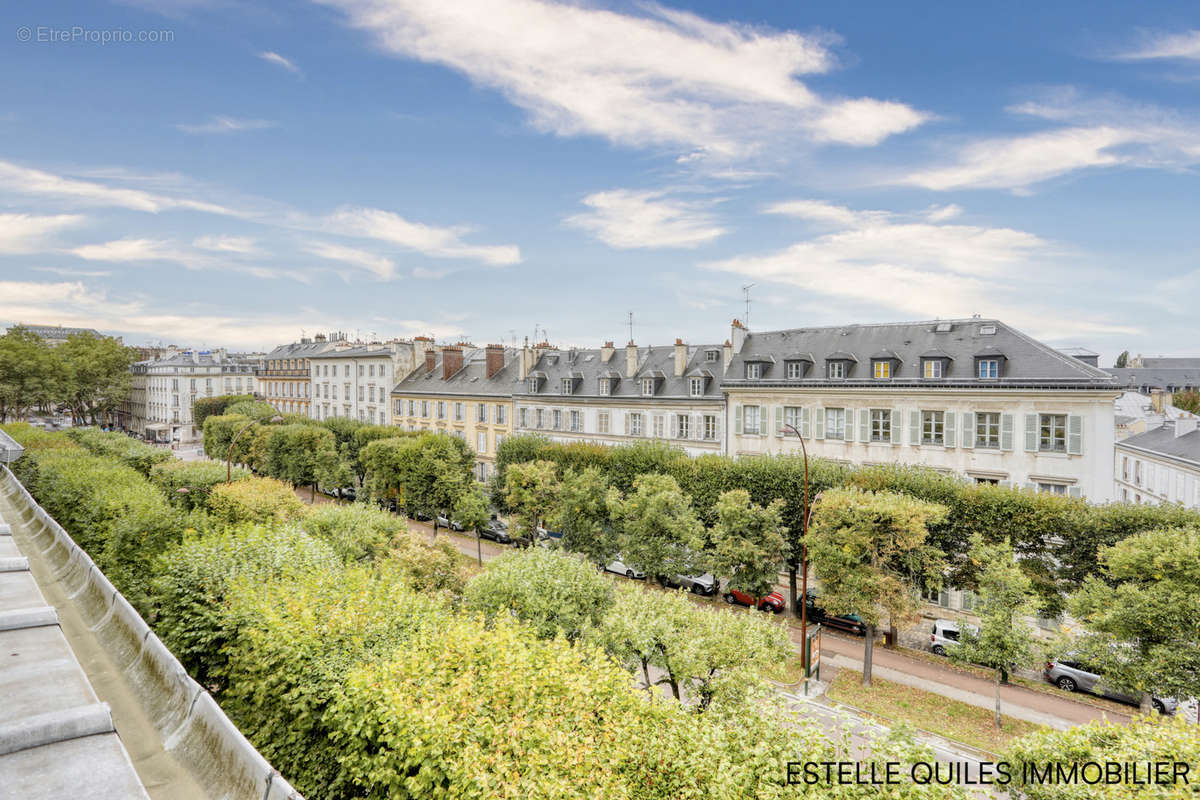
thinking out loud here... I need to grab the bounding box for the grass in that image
[826,668,1044,753]
[765,653,807,685]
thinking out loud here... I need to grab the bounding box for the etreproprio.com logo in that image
[16,26,175,44]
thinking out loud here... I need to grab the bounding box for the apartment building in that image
[1114,419,1200,508]
[260,334,345,417]
[309,339,430,425]
[138,348,258,442]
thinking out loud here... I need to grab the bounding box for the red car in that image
[723,588,786,614]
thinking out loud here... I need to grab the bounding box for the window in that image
[689,377,704,397]
[344,365,350,377]
[745,363,761,379]
[630,413,643,436]
[358,386,365,402]
[786,361,805,379]
[569,410,581,432]
[703,414,717,440]
[977,359,999,379]
[359,365,365,377]
[552,409,562,430]
[369,365,375,377]
[869,409,891,442]
[332,385,338,400]
[744,405,761,435]
[705,350,718,362]
[960,590,980,612]
[924,587,950,607]
[653,415,664,438]
[1122,457,1129,482]
[825,408,845,440]
[1038,482,1067,496]
[873,361,891,379]
[1039,414,1066,452]
[394,399,402,415]
[454,402,464,421]
[921,411,944,445]
[519,407,528,428]
[975,477,999,485]
[477,403,488,423]
[598,378,611,396]
[495,433,505,450]
[477,432,487,453]
[496,405,507,425]
[529,378,539,393]
[1134,460,1142,486]
[421,400,429,418]
[784,406,803,433]
[561,377,573,394]
[923,360,943,379]
[976,412,1001,448]
[676,414,690,439]
[828,361,845,379]
[437,401,446,420]
[597,412,610,434]
[641,378,655,396]
[535,408,544,428]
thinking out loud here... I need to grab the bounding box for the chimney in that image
[519,338,533,380]
[425,348,437,374]
[1150,388,1165,415]
[673,338,687,377]
[723,339,733,371]
[626,341,639,378]
[485,344,505,379]
[442,345,463,379]
[600,341,615,362]
[731,318,747,354]
[1175,418,1198,438]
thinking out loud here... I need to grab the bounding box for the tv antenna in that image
[627,311,634,343]
[742,283,755,330]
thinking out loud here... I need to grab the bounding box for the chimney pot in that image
[485,344,505,379]
[425,349,437,374]
[673,338,687,377]
[442,346,463,380]
[625,341,639,378]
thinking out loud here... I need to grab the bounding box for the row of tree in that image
[0,325,134,424]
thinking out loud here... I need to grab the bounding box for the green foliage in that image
[56,331,135,425]
[359,436,410,503]
[383,533,471,599]
[451,482,490,535]
[607,472,704,580]
[208,476,308,526]
[151,523,339,690]
[1005,716,1200,800]
[224,399,280,420]
[192,394,254,430]
[1068,527,1200,709]
[202,413,255,462]
[549,467,619,566]
[1174,389,1200,415]
[0,423,80,485]
[0,326,66,421]
[299,503,408,564]
[503,459,560,538]
[1114,350,1130,368]
[707,488,788,599]
[465,548,614,641]
[65,426,172,475]
[150,459,250,510]
[264,423,338,490]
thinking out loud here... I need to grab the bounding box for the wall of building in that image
[392,395,513,481]
[512,398,725,457]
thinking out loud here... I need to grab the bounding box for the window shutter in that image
[693,413,702,440]
[844,410,853,442]
[774,406,783,438]
[814,408,825,440]
[858,409,870,443]
[1000,414,1014,451]
[623,412,630,436]
[800,407,811,439]
[1067,415,1083,455]
[1024,414,1038,452]
[944,411,956,449]
[909,410,919,445]
[735,405,743,435]
[1068,486,1083,499]
[962,413,975,449]
[759,407,767,435]
[890,410,900,444]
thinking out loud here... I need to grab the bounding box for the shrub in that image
[383,533,471,598]
[208,476,307,526]
[150,459,250,511]
[202,413,255,462]
[193,393,254,429]
[65,426,172,475]
[151,523,339,690]
[299,503,408,564]
[225,399,280,420]
[0,423,80,485]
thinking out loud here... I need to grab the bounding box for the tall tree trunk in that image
[640,657,652,694]
[862,624,876,687]
[994,668,1003,730]
[789,566,799,618]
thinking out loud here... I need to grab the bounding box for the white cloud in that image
[564,189,726,249]
[193,235,259,254]
[71,238,183,262]
[317,0,926,157]
[324,207,521,265]
[32,267,113,278]
[763,199,876,227]
[1117,30,1200,61]
[0,213,85,253]
[924,204,962,222]
[176,116,277,134]
[305,240,396,279]
[259,50,302,74]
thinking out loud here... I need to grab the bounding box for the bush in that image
[64,426,172,476]
[202,413,255,462]
[193,393,254,430]
[225,400,280,420]
[0,423,80,485]
[150,459,250,511]
[152,523,339,690]
[299,503,408,564]
[208,476,307,526]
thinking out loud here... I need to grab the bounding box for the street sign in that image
[804,624,822,693]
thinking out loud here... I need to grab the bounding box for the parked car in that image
[435,514,465,531]
[666,573,717,595]
[478,518,512,544]
[930,618,978,656]
[603,556,646,580]
[1044,656,1177,714]
[804,590,865,634]
[408,509,432,522]
[724,587,786,613]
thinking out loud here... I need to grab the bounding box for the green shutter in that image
[909,410,920,445]
[889,410,900,444]
[844,410,853,442]
[774,405,783,437]
[800,407,811,439]
[1067,415,1083,455]
[814,407,825,440]
[944,411,956,449]
[735,405,743,435]
[962,412,975,449]
[1024,414,1038,452]
[1000,414,1014,451]
[859,409,870,443]
[1068,486,1083,498]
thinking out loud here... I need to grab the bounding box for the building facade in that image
[260,334,344,417]
[139,348,259,442]
[1114,419,1200,508]
[722,318,1120,500]
[308,340,428,425]
[511,339,727,457]
[391,344,517,482]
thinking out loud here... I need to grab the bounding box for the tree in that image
[548,467,618,565]
[808,487,948,686]
[465,548,614,642]
[1114,350,1131,368]
[224,399,280,420]
[503,459,560,540]
[707,489,788,602]
[348,423,395,485]
[57,331,134,425]
[453,482,491,564]
[264,423,339,501]
[359,436,409,504]
[1174,389,1200,416]
[395,432,475,533]
[193,394,253,430]
[948,536,1040,729]
[1068,526,1200,714]
[0,326,65,421]
[607,472,703,581]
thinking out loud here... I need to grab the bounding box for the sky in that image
[1,1,1198,363]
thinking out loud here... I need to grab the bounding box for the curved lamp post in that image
[781,422,823,667]
[227,415,283,483]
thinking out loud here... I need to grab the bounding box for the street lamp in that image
[781,422,823,667]
[227,415,283,483]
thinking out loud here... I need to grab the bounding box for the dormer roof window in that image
[870,350,901,380]
[560,377,573,394]
[974,348,1006,379]
[745,362,761,379]
[641,377,656,396]
[705,349,719,362]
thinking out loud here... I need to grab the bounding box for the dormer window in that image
[561,377,573,394]
[598,378,610,395]
[828,361,845,379]
[786,361,806,379]
[979,324,997,335]
[705,350,719,362]
[641,377,656,396]
[924,360,943,378]
[528,378,540,393]
[689,377,704,397]
[873,361,891,379]
[745,363,761,379]
[977,359,999,379]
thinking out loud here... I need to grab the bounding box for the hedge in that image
[193,393,254,430]
[298,503,408,564]
[1,422,82,486]
[65,426,172,476]
[208,476,308,526]
[150,459,250,511]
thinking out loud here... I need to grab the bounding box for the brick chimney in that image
[1150,388,1165,415]
[485,344,505,379]
[425,348,437,374]
[674,338,687,377]
[442,345,463,379]
[731,318,748,354]
[723,339,733,371]
[626,341,639,378]
[600,341,615,362]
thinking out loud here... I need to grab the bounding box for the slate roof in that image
[724,318,1118,389]
[512,345,726,401]
[393,348,519,398]
[309,345,397,359]
[264,340,337,359]
[1118,421,1200,466]
[1105,367,1200,392]
[1142,357,1200,369]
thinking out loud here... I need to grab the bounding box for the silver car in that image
[930,618,977,656]
[603,556,645,580]
[1045,656,1177,714]
[671,573,716,595]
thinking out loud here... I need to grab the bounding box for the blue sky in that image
[1,1,1198,362]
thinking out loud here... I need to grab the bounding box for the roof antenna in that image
[627,311,634,343]
[742,283,755,330]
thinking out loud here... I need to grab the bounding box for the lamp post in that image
[781,422,822,667]
[226,415,283,483]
